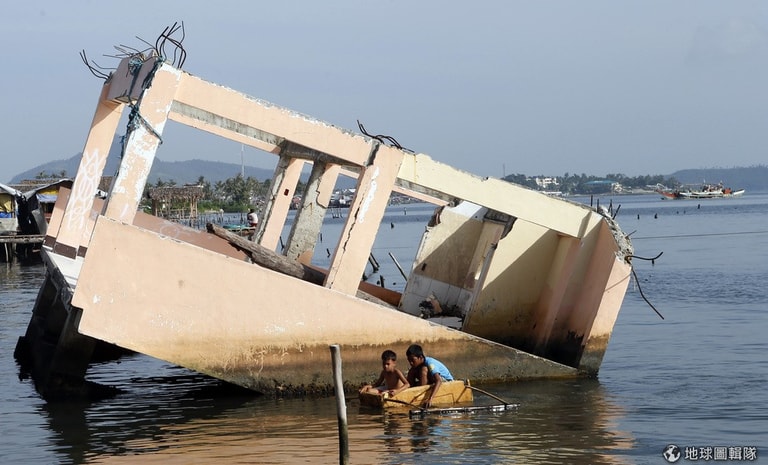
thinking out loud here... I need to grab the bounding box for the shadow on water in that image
[354,378,636,465]
[39,361,260,464]
[5,260,638,464]
[31,359,637,465]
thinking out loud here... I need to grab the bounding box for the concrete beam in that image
[259,155,305,251]
[172,72,373,167]
[398,153,597,238]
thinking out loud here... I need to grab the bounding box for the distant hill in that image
[9,136,277,185]
[6,136,371,189]
[10,142,767,193]
[670,166,768,192]
[9,153,364,190]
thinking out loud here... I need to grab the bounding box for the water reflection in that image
[40,360,258,464]
[6,263,636,464]
[7,195,768,464]
[488,378,636,464]
[34,358,636,464]
[356,378,637,464]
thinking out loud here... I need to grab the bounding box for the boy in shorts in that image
[359,349,410,397]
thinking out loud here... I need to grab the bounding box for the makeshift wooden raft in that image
[408,402,519,419]
[360,380,519,418]
[360,380,474,409]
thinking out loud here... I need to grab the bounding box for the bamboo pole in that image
[329,345,349,465]
[388,252,408,280]
[368,253,378,270]
[466,385,512,406]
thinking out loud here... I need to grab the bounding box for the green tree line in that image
[503,172,679,195]
[33,170,680,211]
[143,174,306,213]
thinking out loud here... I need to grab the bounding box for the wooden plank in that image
[207,223,326,285]
[0,235,44,244]
[206,222,394,307]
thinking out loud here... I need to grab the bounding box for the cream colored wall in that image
[463,220,559,338]
[402,204,611,350]
[400,204,489,316]
[432,206,630,372]
[53,55,631,389]
[72,216,577,392]
[0,193,15,213]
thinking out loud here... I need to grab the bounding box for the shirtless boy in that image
[359,349,410,396]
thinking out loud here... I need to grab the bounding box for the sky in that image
[2,1,767,183]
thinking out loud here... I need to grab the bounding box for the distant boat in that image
[222,223,255,237]
[656,182,745,200]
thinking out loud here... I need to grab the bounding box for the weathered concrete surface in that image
[72,217,577,395]
[17,54,633,400]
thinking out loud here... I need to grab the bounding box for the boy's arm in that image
[419,366,429,385]
[425,373,443,408]
[360,371,385,393]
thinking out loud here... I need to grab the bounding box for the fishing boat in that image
[359,380,474,409]
[15,40,635,401]
[0,183,21,262]
[222,223,256,237]
[1,180,75,262]
[656,183,745,200]
[0,183,20,236]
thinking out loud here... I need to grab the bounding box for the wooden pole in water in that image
[368,253,380,272]
[466,385,512,406]
[388,252,408,280]
[329,344,349,465]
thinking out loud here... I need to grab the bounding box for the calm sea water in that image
[1,194,766,464]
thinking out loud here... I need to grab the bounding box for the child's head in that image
[406,344,425,367]
[381,349,397,372]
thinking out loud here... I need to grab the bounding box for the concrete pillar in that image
[284,160,340,263]
[325,143,403,294]
[42,187,71,249]
[259,155,305,251]
[51,82,124,258]
[573,224,630,374]
[102,62,182,224]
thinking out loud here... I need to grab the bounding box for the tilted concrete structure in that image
[15,53,633,399]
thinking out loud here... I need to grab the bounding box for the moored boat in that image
[359,380,474,409]
[656,182,745,200]
[1,180,75,262]
[0,183,20,236]
[222,223,256,237]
